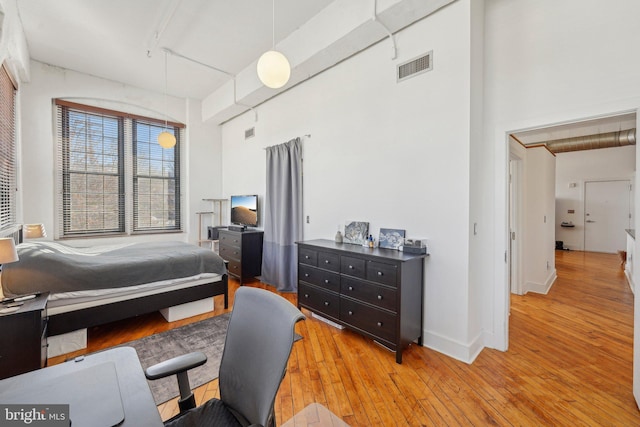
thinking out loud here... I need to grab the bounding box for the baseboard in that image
[422,329,484,364]
[311,312,344,329]
[523,269,557,295]
[625,269,635,294]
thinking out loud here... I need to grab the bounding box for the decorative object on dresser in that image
[344,221,369,245]
[0,292,49,379]
[218,229,264,284]
[402,238,428,254]
[379,228,406,250]
[296,239,427,363]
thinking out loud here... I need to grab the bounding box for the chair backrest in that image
[219,287,305,426]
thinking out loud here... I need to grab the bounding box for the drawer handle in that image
[348,265,354,269]
[305,255,310,259]
[324,279,329,284]
[377,295,383,300]
[324,301,330,306]
[348,286,353,291]
[304,294,309,298]
[325,260,330,264]
[377,321,383,327]
[377,271,383,276]
[304,273,310,277]
[348,310,353,315]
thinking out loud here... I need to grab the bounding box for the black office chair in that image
[145,287,305,427]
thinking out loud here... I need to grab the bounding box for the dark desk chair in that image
[146,287,305,427]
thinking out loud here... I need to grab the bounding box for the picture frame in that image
[379,228,406,250]
[344,221,369,245]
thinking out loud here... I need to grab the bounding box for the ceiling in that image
[17,0,334,100]
[16,1,638,141]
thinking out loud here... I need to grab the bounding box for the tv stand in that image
[218,229,264,284]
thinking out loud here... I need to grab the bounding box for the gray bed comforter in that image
[1,241,227,297]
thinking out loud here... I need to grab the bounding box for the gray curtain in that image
[262,138,303,292]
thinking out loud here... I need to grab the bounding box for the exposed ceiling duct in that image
[545,128,636,154]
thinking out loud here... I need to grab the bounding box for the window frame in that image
[55,100,184,238]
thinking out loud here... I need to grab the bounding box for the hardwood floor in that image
[49,250,640,425]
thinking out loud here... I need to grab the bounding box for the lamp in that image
[158,50,176,149]
[0,238,18,265]
[257,0,290,89]
[24,223,46,239]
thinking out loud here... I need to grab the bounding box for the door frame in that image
[509,151,524,295]
[493,105,639,353]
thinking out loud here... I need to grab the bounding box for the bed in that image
[0,225,228,356]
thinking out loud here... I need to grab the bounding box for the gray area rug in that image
[121,313,231,405]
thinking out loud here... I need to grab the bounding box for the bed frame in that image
[1,225,229,336]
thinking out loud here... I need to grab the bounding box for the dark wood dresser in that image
[0,292,49,379]
[219,229,264,284]
[296,239,426,363]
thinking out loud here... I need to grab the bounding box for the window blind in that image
[133,121,181,232]
[57,106,125,235]
[0,65,16,230]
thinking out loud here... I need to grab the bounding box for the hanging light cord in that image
[164,51,169,131]
[271,0,276,49]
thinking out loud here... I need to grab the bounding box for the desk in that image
[0,347,162,427]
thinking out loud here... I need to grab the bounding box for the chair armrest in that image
[145,351,207,380]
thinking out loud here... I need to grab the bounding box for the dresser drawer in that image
[299,248,317,266]
[341,277,397,312]
[341,256,366,278]
[366,260,397,287]
[219,244,241,261]
[299,264,340,293]
[317,251,340,272]
[298,283,339,319]
[340,298,397,344]
[226,259,242,277]
[219,232,242,249]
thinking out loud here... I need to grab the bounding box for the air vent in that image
[397,51,433,82]
[245,127,255,139]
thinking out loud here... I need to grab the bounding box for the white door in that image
[584,180,631,253]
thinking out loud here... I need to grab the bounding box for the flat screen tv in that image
[230,195,259,227]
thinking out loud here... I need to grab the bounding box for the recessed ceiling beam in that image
[202,0,454,124]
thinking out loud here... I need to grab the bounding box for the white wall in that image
[555,146,636,251]
[220,1,477,361]
[523,146,556,294]
[7,0,640,366]
[20,61,221,246]
[483,0,640,351]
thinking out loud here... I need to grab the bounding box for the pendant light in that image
[158,50,176,149]
[257,0,290,89]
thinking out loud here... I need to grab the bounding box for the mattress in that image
[1,240,227,297]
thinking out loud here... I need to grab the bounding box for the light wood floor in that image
[49,250,640,425]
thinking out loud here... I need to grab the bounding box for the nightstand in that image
[0,292,48,379]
